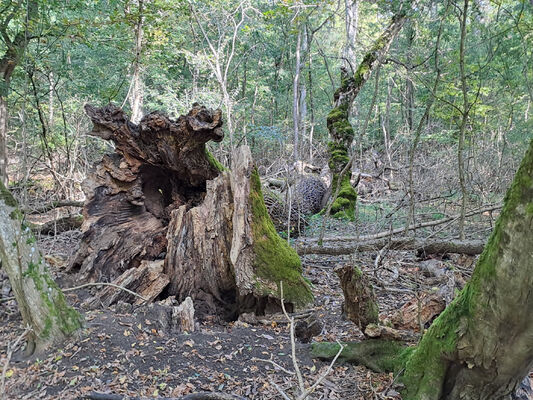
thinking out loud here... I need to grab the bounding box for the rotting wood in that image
[69,104,312,316]
[336,264,379,331]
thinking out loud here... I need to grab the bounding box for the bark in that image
[0,181,81,354]
[326,11,407,219]
[70,104,312,317]
[336,264,379,331]
[87,260,169,307]
[128,0,144,124]
[401,137,533,399]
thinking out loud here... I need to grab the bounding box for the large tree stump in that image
[70,104,312,317]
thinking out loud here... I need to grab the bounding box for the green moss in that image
[311,339,413,373]
[249,168,313,307]
[0,180,18,208]
[330,174,357,221]
[401,140,533,398]
[205,148,225,172]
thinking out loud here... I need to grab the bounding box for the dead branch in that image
[296,238,486,256]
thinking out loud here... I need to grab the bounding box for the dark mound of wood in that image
[69,104,312,317]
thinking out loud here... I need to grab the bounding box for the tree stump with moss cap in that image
[325,11,407,219]
[70,104,312,318]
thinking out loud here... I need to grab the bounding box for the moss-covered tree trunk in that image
[71,104,312,317]
[0,182,81,355]
[313,138,533,400]
[326,12,407,219]
[401,138,533,399]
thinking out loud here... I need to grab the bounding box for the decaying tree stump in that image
[70,103,312,317]
[335,264,379,331]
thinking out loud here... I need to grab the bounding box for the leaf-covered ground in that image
[1,209,528,400]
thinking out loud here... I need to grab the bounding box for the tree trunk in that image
[293,27,302,163]
[326,11,407,219]
[312,137,533,399]
[0,182,81,355]
[0,96,7,186]
[401,138,533,399]
[342,0,359,72]
[128,0,144,124]
[69,104,312,318]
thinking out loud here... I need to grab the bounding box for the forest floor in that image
[0,212,496,400]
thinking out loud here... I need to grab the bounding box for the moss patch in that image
[249,168,313,307]
[0,180,17,208]
[329,173,357,221]
[311,339,413,373]
[205,148,225,172]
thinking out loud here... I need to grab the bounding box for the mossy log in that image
[0,181,81,354]
[311,138,533,400]
[326,12,407,219]
[70,104,312,317]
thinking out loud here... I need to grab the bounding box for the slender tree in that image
[325,9,408,219]
[0,182,81,355]
[0,0,38,185]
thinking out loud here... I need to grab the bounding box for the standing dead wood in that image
[70,104,312,317]
[335,264,379,331]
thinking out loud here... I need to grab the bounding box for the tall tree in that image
[401,137,533,399]
[313,135,533,399]
[325,9,408,219]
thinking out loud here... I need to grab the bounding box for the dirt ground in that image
[0,217,510,400]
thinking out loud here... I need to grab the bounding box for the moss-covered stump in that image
[312,137,533,400]
[165,146,313,317]
[0,180,81,354]
[336,264,379,331]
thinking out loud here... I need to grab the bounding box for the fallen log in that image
[30,215,83,235]
[296,238,485,256]
[69,104,312,316]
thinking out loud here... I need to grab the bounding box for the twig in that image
[252,356,295,375]
[280,282,305,393]
[296,341,345,400]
